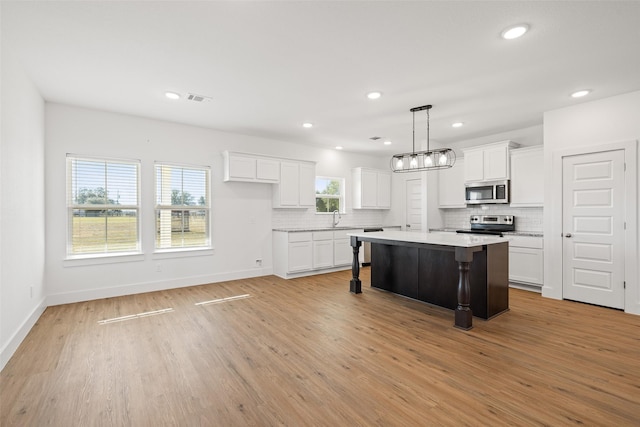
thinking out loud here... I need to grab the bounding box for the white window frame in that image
[315,176,345,214]
[66,154,141,259]
[154,162,212,252]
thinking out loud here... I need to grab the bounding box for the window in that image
[315,176,345,213]
[67,155,140,256]
[155,163,210,250]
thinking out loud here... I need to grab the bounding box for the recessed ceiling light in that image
[452,122,464,128]
[335,146,343,150]
[302,122,313,128]
[501,24,529,40]
[367,91,382,100]
[164,91,181,100]
[571,90,591,98]
[383,140,392,145]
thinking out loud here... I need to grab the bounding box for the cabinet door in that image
[278,162,300,206]
[298,162,316,208]
[464,150,484,182]
[334,239,352,266]
[438,158,466,208]
[256,158,280,182]
[288,241,312,272]
[509,247,544,285]
[313,240,334,269]
[484,145,509,180]
[361,170,378,207]
[510,147,544,206]
[377,172,391,208]
[229,155,256,180]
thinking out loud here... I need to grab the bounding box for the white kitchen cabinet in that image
[313,231,334,269]
[510,146,544,207]
[509,235,544,289]
[462,141,519,182]
[438,158,466,208]
[222,151,280,183]
[334,229,359,266]
[273,231,313,275]
[272,161,315,208]
[273,228,361,278]
[352,168,391,209]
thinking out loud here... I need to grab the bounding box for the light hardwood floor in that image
[1,269,639,426]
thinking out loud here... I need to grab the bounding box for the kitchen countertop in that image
[348,230,508,248]
[429,228,543,238]
[273,225,402,232]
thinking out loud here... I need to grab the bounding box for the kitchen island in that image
[347,230,509,330]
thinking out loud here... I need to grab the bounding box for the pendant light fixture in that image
[390,104,456,173]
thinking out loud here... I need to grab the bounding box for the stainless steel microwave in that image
[465,180,509,204]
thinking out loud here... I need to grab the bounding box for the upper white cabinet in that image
[510,146,544,207]
[438,158,466,208]
[272,161,315,208]
[223,151,280,183]
[462,141,519,182]
[352,167,391,209]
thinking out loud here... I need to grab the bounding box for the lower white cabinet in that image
[273,229,362,278]
[509,236,544,289]
[286,232,313,273]
[313,231,334,269]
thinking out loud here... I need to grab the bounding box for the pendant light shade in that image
[390,104,456,173]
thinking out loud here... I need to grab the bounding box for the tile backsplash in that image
[272,208,392,230]
[441,206,543,233]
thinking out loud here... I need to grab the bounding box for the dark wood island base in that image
[349,233,509,330]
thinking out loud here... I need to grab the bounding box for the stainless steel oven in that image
[362,227,383,266]
[456,215,514,237]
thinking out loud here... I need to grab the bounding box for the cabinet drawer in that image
[333,229,361,239]
[509,236,543,249]
[288,232,312,243]
[313,231,334,241]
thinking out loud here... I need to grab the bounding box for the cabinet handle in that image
[406,224,411,228]
[565,233,572,238]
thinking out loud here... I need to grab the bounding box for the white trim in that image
[46,268,273,307]
[63,253,145,267]
[544,139,638,315]
[152,248,214,259]
[0,298,47,371]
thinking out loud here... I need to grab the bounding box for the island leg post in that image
[454,247,474,330]
[350,236,362,294]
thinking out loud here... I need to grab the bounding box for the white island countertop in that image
[347,230,508,248]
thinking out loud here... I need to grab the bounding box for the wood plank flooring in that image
[2,269,639,426]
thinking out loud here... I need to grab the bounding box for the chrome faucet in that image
[332,210,341,228]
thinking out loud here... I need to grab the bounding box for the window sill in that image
[153,247,215,259]
[64,252,145,267]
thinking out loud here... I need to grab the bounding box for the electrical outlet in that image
[30,286,33,298]
[156,263,162,272]
[255,259,262,267]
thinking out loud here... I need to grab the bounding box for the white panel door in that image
[377,172,391,208]
[279,162,300,206]
[562,150,625,309]
[405,179,422,231]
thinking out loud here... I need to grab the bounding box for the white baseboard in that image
[0,298,47,372]
[46,267,274,306]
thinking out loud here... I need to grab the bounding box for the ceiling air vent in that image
[186,93,212,103]
[369,136,381,141]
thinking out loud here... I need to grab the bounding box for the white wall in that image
[543,90,640,314]
[0,44,47,369]
[45,104,391,306]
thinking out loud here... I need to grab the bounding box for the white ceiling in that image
[3,1,640,154]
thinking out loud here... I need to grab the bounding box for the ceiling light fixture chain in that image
[390,104,456,173]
